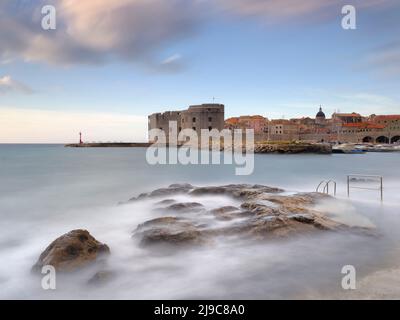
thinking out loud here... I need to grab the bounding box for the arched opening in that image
[362,136,373,143]
[376,136,389,144]
[391,136,400,144]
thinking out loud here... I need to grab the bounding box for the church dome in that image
[316,107,325,118]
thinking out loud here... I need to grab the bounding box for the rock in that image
[189,184,283,198]
[209,206,241,220]
[133,217,206,247]
[165,202,204,212]
[155,199,176,205]
[130,183,283,202]
[136,217,191,230]
[210,206,238,214]
[138,228,206,247]
[149,184,194,197]
[32,230,110,272]
[240,202,279,216]
[88,270,114,285]
[129,184,194,201]
[287,213,315,224]
[130,183,375,250]
[254,143,332,154]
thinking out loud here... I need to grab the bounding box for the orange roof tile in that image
[372,115,400,121]
[342,122,385,129]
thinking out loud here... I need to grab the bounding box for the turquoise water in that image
[0,144,400,299]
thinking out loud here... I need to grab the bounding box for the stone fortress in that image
[148,103,225,142]
[149,103,400,144]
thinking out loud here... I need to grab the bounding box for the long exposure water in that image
[0,144,399,299]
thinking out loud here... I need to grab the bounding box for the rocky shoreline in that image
[31,183,374,286]
[254,142,332,154]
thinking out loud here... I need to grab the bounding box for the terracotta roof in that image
[225,117,239,124]
[342,122,385,129]
[226,115,267,124]
[372,115,400,121]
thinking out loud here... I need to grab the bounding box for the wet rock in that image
[210,206,238,214]
[240,202,279,216]
[130,183,375,249]
[155,199,176,205]
[32,230,110,272]
[136,217,191,230]
[138,228,206,247]
[149,184,194,197]
[88,270,114,285]
[165,202,204,212]
[134,217,206,247]
[209,206,241,220]
[129,184,194,201]
[287,213,315,224]
[190,184,283,199]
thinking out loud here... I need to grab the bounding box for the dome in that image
[316,107,325,118]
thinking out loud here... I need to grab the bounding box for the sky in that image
[0,0,400,143]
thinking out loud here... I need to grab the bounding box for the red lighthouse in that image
[79,132,83,144]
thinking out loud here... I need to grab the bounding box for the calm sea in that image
[1,144,399,299]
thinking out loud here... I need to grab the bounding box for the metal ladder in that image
[316,180,337,196]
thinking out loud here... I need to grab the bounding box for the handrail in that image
[323,180,337,196]
[347,174,383,202]
[316,180,326,193]
[316,180,337,196]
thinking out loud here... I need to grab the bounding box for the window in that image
[179,127,182,132]
[192,117,196,123]
[208,117,212,122]
[192,127,196,131]
[208,126,212,131]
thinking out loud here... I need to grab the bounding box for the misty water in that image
[1,144,400,299]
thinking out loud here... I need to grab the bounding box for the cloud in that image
[0,0,201,68]
[214,0,398,22]
[1,0,398,68]
[0,75,34,94]
[0,107,148,143]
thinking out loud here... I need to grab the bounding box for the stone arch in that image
[362,136,374,143]
[376,136,389,144]
[391,136,400,144]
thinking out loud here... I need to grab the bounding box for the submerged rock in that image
[190,184,284,198]
[130,183,194,201]
[165,202,204,212]
[134,217,207,247]
[32,229,110,272]
[209,206,242,220]
[88,270,115,286]
[155,199,176,205]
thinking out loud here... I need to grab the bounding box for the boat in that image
[332,144,366,154]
